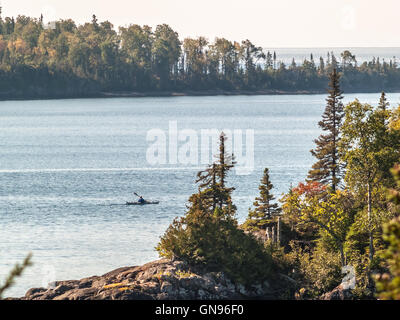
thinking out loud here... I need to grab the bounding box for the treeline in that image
[0,13,400,99]
[157,71,400,299]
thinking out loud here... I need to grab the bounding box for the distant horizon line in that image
[262,46,400,49]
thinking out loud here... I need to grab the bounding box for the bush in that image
[375,216,400,299]
[156,208,275,286]
[285,242,342,298]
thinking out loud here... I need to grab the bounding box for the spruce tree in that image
[319,57,325,73]
[194,132,236,218]
[378,91,389,111]
[308,68,344,191]
[377,91,390,127]
[156,134,274,285]
[244,168,280,230]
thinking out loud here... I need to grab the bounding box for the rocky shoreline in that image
[16,259,287,300]
[8,257,356,300]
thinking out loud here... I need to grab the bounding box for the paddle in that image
[133,192,146,203]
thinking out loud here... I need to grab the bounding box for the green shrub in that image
[375,216,400,299]
[285,242,342,298]
[156,208,275,286]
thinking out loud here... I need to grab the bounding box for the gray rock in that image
[236,284,247,295]
[24,287,46,298]
[320,284,354,300]
[54,284,74,294]
[251,284,263,296]
[160,281,175,295]
[17,258,276,300]
[197,289,208,299]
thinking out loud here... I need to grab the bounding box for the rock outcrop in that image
[320,284,355,300]
[20,259,278,300]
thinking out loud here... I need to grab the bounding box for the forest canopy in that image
[0,12,400,99]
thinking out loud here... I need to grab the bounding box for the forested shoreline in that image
[2,71,400,300]
[155,71,400,299]
[1,13,400,100]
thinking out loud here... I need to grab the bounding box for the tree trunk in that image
[271,226,275,244]
[368,182,374,262]
[265,227,270,241]
[339,244,345,266]
[277,217,281,246]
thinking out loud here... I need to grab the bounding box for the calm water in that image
[265,47,400,65]
[1,93,400,297]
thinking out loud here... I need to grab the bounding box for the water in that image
[1,93,400,297]
[265,47,400,65]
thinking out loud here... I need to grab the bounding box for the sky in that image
[1,0,400,48]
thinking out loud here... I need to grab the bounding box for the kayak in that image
[126,201,160,205]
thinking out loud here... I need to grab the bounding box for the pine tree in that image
[376,91,390,138]
[91,14,99,31]
[290,58,297,70]
[244,168,280,230]
[308,68,344,191]
[378,91,389,111]
[378,91,390,129]
[319,57,325,73]
[194,132,236,218]
[156,134,274,286]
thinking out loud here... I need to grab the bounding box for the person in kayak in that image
[137,196,145,204]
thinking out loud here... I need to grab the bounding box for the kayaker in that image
[138,196,145,204]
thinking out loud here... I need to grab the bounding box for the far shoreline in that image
[1,88,399,102]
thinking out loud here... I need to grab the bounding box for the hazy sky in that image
[1,0,400,47]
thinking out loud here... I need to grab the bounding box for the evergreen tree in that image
[244,168,280,230]
[0,12,399,98]
[377,92,390,132]
[375,92,391,150]
[308,68,344,191]
[92,14,98,27]
[290,58,297,70]
[319,57,325,73]
[156,135,274,286]
[378,91,389,111]
[194,132,236,218]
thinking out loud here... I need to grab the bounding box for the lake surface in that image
[1,93,400,297]
[265,47,400,66]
